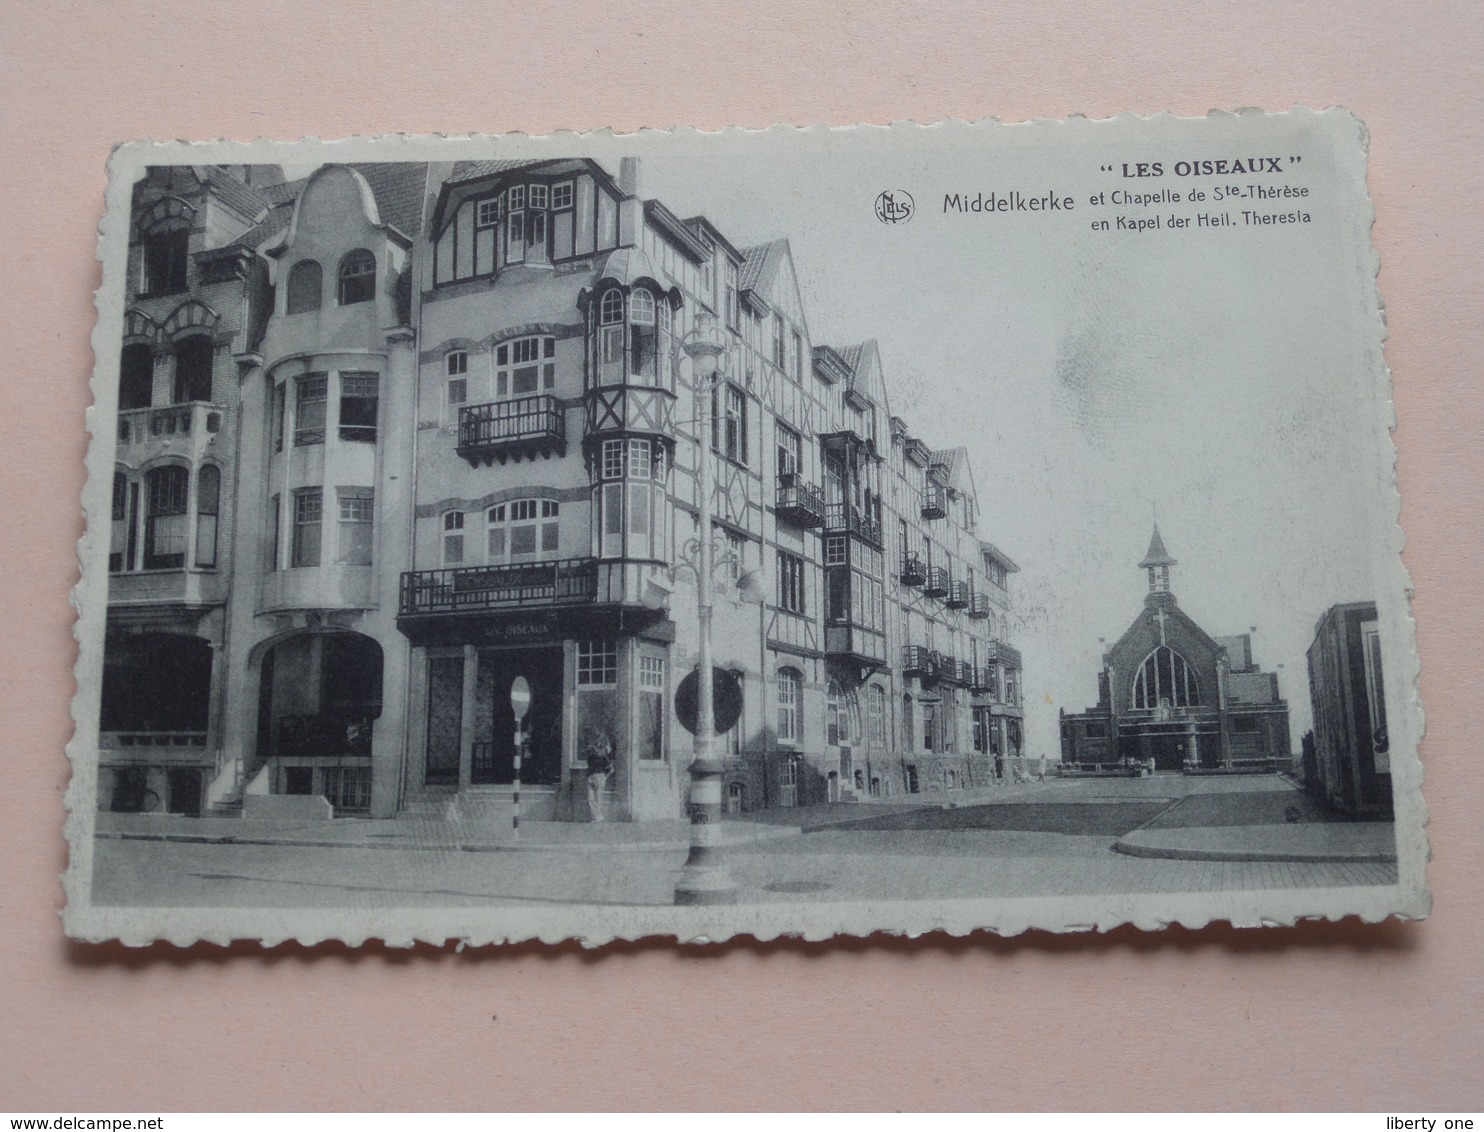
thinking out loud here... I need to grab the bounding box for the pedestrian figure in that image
[1035,754,1046,782]
[994,753,1005,785]
[583,729,614,823]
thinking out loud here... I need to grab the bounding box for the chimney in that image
[619,157,640,197]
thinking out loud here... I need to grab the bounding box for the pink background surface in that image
[2,1,1481,1111]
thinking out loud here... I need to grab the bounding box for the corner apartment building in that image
[97,156,1025,822]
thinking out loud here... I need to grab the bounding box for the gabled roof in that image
[226,191,301,250]
[448,158,545,183]
[1139,523,1177,569]
[352,163,429,241]
[739,239,788,295]
[202,169,271,222]
[683,216,745,264]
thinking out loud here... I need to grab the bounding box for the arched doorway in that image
[256,631,383,814]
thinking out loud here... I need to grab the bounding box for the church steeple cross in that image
[1154,604,1169,645]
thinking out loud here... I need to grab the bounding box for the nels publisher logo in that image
[874,189,914,225]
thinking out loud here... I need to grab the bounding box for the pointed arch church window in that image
[1132,645,1200,710]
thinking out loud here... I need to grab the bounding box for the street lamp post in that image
[674,313,736,906]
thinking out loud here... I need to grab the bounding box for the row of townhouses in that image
[99,159,1024,822]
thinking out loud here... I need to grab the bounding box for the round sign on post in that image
[675,666,744,736]
[510,676,531,722]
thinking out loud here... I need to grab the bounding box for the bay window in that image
[339,374,378,442]
[194,464,219,568]
[143,465,189,570]
[336,488,374,565]
[292,488,322,567]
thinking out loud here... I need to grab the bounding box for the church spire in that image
[1139,523,1177,603]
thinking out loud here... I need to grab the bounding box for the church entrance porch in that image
[1148,732,1189,772]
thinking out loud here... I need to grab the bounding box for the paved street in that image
[90,773,1398,908]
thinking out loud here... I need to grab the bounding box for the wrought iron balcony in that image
[899,552,925,587]
[399,558,597,615]
[457,395,566,466]
[901,645,933,677]
[946,581,970,609]
[936,653,964,683]
[823,502,883,548]
[968,590,991,619]
[971,665,997,694]
[922,481,948,520]
[774,474,826,528]
[923,566,949,597]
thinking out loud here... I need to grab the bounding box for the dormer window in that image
[338,249,376,306]
[286,260,323,315]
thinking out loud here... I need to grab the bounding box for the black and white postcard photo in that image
[64,112,1427,946]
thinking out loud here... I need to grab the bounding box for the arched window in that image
[1132,646,1201,709]
[120,343,154,410]
[144,465,189,570]
[194,465,220,568]
[600,289,624,324]
[777,667,802,745]
[172,336,213,404]
[338,249,376,306]
[629,288,654,325]
[596,289,625,386]
[629,288,657,381]
[442,511,465,565]
[286,260,323,315]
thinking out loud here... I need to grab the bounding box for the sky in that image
[630,121,1392,755]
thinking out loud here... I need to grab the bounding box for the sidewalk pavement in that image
[93,810,799,854]
[1113,823,1397,863]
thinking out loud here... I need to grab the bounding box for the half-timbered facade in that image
[96,156,1027,822]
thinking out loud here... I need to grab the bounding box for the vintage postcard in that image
[64,111,1427,947]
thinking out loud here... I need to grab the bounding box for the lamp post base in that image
[674,760,737,906]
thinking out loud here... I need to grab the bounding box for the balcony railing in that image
[901,645,934,677]
[117,402,223,448]
[923,566,949,598]
[823,502,883,547]
[400,558,598,615]
[774,475,826,528]
[899,552,925,587]
[946,581,970,609]
[936,653,965,683]
[110,730,208,748]
[992,642,1023,669]
[968,591,991,619]
[971,666,997,694]
[922,481,948,520]
[457,395,566,466]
